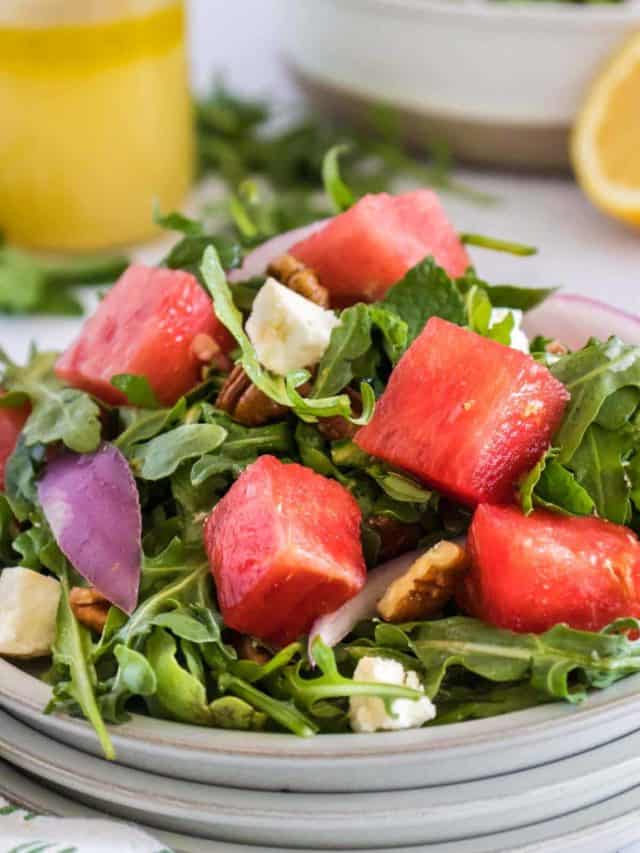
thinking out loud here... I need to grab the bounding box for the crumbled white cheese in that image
[0,567,61,658]
[349,655,436,733]
[489,308,530,353]
[246,277,340,375]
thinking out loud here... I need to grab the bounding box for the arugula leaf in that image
[551,337,640,463]
[131,423,228,480]
[456,271,555,312]
[0,496,18,564]
[460,233,537,256]
[217,672,318,737]
[313,304,372,397]
[23,386,101,453]
[146,628,216,725]
[3,438,46,520]
[382,258,466,346]
[570,424,633,524]
[165,234,243,278]
[368,305,408,366]
[153,206,204,236]
[433,683,550,724]
[48,561,114,760]
[284,639,422,714]
[322,144,356,213]
[111,374,160,409]
[519,451,594,517]
[115,399,187,457]
[464,284,493,336]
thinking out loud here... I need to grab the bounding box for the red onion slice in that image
[38,443,142,614]
[523,293,640,350]
[228,219,330,283]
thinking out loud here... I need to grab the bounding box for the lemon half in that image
[572,31,640,228]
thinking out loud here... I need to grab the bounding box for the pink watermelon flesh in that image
[205,455,366,646]
[56,265,234,407]
[290,190,470,307]
[355,317,570,506]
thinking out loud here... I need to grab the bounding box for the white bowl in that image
[281,0,640,169]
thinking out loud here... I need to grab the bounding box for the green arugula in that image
[322,144,356,213]
[0,246,127,316]
[520,337,640,525]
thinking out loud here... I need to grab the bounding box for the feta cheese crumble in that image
[246,277,339,376]
[489,308,530,353]
[349,656,436,733]
[0,567,61,658]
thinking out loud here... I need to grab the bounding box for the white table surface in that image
[1,2,640,851]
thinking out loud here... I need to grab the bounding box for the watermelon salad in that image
[2,170,640,760]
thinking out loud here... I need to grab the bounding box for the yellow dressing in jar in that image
[0,0,193,251]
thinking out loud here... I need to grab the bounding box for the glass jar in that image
[0,0,194,251]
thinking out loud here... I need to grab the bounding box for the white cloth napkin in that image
[0,797,172,853]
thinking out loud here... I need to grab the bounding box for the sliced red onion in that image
[228,219,330,283]
[309,540,465,660]
[523,293,640,350]
[38,443,142,614]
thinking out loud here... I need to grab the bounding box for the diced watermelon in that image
[56,265,234,407]
[290,190,470,307]
[355,317,569,506]
[205,455,366,646]
[460,504,640,633]
[0,397,29,491]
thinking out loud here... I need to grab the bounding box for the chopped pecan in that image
[267,254,330,308]
[69,587,110,634]
[367,515,422,563]
[377,540,469,623]
[230,632,272,665]
[216,364,287,426]
[316,387,362,442]
[545,339,568,357]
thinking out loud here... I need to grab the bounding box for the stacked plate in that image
[2,658,640,851]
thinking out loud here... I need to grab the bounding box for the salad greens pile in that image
[2,137,640,758]
[2,189,640,758]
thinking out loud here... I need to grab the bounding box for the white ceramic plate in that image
[3,658,640,793]
[3,711,640,852]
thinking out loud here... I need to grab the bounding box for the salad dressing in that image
[0,0,193,250]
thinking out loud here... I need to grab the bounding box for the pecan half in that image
[230,632,272,665]
[216,364,287,427]
[69,587,110,634]
[377,540,469,623]
[367,515,422,563]
[267,254,330,308]
[316,387,362,442]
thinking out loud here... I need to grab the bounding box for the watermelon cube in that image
[56,265,234,407]
[355,317,569,506]
[460,504,640,633]
[205,455,366,646]
[290,190,470,307]
[0,398,29,491]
